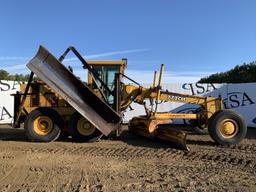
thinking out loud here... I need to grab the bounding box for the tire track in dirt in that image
[0,160,28,192]
[0,152,47,192]
[190,142,256,154]
[218,143,256,153]
[30,168,53,191]
[59,156,86,192]
[0,165,16,187]
[37,154,57,191]
[24,167,44,192]
[0,165,16,192]
[3,140,256,155]
[183,150,256,171]
[0,140,255,181]
[70,170,89,191]
[6,165,28,192]
[14,144,256,172]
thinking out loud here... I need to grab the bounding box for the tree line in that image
[198,61,256,83]
[0,69,30,81]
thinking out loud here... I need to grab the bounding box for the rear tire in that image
[68,112,102,142]
[208,110,247,145]
[25,108,62,142]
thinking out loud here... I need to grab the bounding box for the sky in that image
[0,0,256,83]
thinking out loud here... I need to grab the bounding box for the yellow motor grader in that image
[12,46,247,150]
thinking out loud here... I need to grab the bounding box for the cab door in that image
[89,64,120,104]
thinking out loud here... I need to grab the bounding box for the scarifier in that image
[12,46,247,150]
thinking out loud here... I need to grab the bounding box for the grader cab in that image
[13,46,247,150]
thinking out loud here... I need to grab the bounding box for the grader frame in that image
[13,46,247,150]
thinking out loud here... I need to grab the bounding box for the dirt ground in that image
[0,126,255,192]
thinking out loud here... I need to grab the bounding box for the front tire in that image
[25,108,62,142]
[208,110,247,145]
[68,112,102,142]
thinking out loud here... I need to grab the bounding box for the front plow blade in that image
[156,125,188,151]
[129,116,189,150]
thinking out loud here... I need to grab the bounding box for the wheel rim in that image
[219,118,239,138]
[33,116,53,136]
[77,118,95,136]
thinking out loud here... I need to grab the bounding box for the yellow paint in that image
[33,116,53,136]
[219,119,238,139]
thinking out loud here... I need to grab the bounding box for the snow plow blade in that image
[26,46,120,136]
[128,116,189,150]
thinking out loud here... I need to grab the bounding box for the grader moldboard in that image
[13,46,247,150]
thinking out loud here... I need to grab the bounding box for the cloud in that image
[72,68,215,83]
[0,56,29,61]
[1,64,30,74]
[2,63,215,83]
[0,48,150,63]
[0,48,215,82]
[0,48,150,71]
[124,70,214,83]
[64,48,150,62]
[2,64,26,70]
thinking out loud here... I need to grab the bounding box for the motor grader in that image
[12,46,247,150]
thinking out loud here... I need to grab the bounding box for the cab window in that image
[91,65,120,103]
